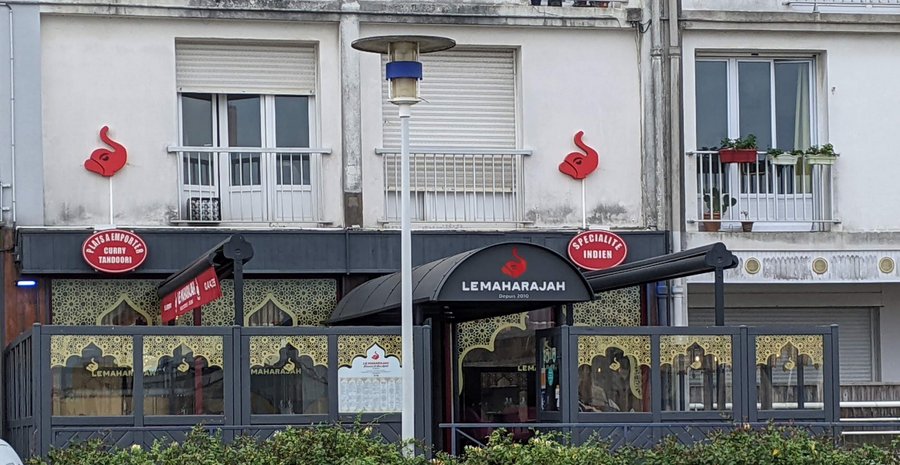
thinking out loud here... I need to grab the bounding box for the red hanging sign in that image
[84,126,128,177]
[558,131,599,180]
[567,230,628,271]
[161,267,222,323]
[82,229,148,273]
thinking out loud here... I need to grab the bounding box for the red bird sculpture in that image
[501,247,528,279]
[558,131,599,180]
[84,126,127,177]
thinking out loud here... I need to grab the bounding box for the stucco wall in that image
[358,24,644,229]
[40,15,343,226]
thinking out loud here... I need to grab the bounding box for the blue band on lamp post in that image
[386,61,424,80]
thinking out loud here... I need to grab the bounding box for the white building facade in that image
[680,0,900,393]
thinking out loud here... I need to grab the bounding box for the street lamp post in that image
[352,35,455,449]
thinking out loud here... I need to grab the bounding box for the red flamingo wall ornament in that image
[558,131,599,180]
[501,247,528,279]
[84,126,128,177]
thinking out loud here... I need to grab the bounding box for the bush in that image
[24,424,900,465]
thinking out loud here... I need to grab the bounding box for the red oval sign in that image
[567,230,628,271]
[82,229,148,273]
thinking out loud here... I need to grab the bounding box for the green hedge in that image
[26,424,900,465]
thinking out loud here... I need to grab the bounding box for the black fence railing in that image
[4,324,431,458]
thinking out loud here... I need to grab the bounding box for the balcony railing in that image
[168,146,330,224]
[376,148,530,224]
[686,150,837,232]
[786,0,900,6]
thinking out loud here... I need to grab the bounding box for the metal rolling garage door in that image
[382,49,517,149]
[689,307,876,382]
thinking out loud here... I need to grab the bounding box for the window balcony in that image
[169,146,330,224]
[686,150,838,232]
[376,148,531,225]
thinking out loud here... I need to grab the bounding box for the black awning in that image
[583,242,738,294]
[156,234,254,299]
[329,242,595,325]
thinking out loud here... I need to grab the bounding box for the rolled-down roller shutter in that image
[689,307,876,382]
[382,49,517,149]
[175,41,317,95]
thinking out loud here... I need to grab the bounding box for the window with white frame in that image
[694,56,825,225]
[175,41,320,223]
[380,48,524,223]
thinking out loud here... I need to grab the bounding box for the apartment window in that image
[696,58,813,152]
[693,57,830,227]
[175,41,320,223]
[380,49,525,223]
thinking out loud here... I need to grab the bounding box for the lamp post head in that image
[352,35,456,105]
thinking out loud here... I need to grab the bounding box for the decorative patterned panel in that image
[755,335,823,367]
[50,335,134,369]
[52,280,162,326]
[660,335,733,367]
[51,279,336,327]
[337,335,401,368]
[574,287,641,327]
[578,335,650,399]
[456,313,528,394]
[249,336,328,368]
[143,336,224,372]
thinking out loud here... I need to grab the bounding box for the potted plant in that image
[766,148,802,166]
[804,143,839,165]
[719,134,759,164]
[740,211,753,232]
[700,187,737,232]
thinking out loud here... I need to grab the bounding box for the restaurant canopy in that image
[330,242,594,325]
[330,241,738,326]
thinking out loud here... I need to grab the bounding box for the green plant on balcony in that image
[805,143,839,165]
[700,187,737,232]
[719,134,759,164]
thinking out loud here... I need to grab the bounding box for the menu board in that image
[338,344,402,413]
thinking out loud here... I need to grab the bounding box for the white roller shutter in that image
[175,41,316,95]
[382,49,517,149]
[689,307,876,382]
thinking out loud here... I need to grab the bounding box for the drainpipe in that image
[2,3,14,225]
[667,0,686,326]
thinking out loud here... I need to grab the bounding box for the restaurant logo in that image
[567,230,628,271]
[251,359,299,376]
[84,126,128,177]
[558,131,599,180]
[501,247,528,279]
[82,229,148,273]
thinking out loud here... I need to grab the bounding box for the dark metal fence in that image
[3,324,430,458]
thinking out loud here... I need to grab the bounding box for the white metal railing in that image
[167,146,330,224]
[686,150,837,232]
[786,0,900,6]
[376,148,531,224]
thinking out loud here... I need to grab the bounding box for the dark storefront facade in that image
[3,229,842,456]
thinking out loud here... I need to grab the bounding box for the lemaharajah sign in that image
[438,243,593,302]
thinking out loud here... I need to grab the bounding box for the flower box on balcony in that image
[719,149,758,164]
[766,149,801,166]
[804,143,839,165]
[718,134,759,164]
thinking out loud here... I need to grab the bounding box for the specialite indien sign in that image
[567,230,628,271]
[439,243,592,302]
[82,229,148,273]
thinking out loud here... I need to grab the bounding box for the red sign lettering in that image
[161,267,222,323]
[567,230,628,271]
[82,229,148,273]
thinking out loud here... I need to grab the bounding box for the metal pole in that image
[399,102,415,447]
[714,266,724,326]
